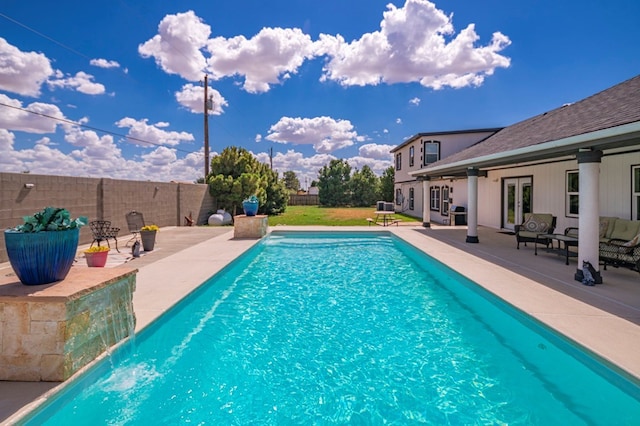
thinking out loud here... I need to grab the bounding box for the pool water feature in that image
[22,232,640,424]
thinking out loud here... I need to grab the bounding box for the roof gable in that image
[390,128,503,153]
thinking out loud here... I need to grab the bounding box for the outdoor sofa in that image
[597,217,640,273]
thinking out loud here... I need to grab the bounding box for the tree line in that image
[317,159,394,207]
[206,147,395,215]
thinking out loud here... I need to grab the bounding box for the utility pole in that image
[203,75,210,178]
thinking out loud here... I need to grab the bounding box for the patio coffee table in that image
[535,233,578,265]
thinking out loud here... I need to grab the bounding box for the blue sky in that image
[1,0,639,187]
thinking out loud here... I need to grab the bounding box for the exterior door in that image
[503,177,532,231]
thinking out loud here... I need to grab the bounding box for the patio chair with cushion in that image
[515,213,557,250]
[89,220,120,252]
[125,211,145,247]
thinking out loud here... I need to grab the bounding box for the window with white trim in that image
[633,165,640,220]
[409,146,414,167]
[409,187,414,210]
[430,186,440,211]
[423,141,440,166]
[395,153,402,171]
[441,185,449,215]
[396,188,403,206]
[566,170,579,217]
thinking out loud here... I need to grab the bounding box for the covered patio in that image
[411,224,639,326]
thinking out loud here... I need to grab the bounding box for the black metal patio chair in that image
[89,220,120,252]
[125,211,145,247]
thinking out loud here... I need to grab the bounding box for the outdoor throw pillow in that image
[610,219,640,241]
[523,215,549,233]
[599,218,610,238]
[622,233,640,247]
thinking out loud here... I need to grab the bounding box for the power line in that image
[0,11,250,158]
[0,102,199,154]
[0,12,94,61]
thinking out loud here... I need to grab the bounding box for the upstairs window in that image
[395,153,402,171]
[409,146,415,167]
[423,141,440,166]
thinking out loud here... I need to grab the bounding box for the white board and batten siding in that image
[477,150,639,231]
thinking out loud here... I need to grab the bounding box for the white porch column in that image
[421,178,431,227]
[466,167,479,243]
[575,149,603,284]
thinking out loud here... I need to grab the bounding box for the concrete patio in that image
[1,223,638,424]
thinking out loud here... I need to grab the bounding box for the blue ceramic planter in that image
[242,199,259,216]
[4,228,79,285]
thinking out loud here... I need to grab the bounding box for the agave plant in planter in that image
[4,207,88,285]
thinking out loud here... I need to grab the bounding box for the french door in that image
[503,177,532,231]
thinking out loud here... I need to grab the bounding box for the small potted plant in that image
[4,207,87,285]
[84,245,110,267]
[242,195,259,216]
[140,224,159,251]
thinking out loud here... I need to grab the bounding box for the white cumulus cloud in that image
[0,128,205,181]
[266,116,363,153]
[206,27,316,93]
[90,58,120,69]
[358,143,395,160]
[115,117,195,147]
[0,37,54,97]
[48,71,106,95]
[0,94,65,133]
[140,2,510,94]
[175,83,228,114]
[316,0,510,89]
[138,10,210,81]
[346,155,393,175]
[254,149,337,187]
[0,128,15,151]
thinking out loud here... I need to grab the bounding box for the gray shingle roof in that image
[426,74,640,170]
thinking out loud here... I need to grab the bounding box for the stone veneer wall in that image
[0,172,216,263]
[0,270,137,381]
[233,215,268,238]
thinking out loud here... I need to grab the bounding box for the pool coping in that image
[3,225,639,424]
[392,227,640,383]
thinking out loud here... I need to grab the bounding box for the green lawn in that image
[268,205,420,226]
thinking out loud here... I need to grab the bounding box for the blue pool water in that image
[23,232,640,425]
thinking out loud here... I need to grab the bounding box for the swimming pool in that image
[21,232,640,424]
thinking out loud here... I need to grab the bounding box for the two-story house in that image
[390,129,502,225]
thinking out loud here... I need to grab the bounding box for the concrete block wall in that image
[0,173,216,263]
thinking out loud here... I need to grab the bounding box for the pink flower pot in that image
[85,250,109,267]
